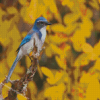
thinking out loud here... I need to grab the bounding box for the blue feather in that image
[38,31,42,39]
[16,32,34,52]
[20,34,33,46]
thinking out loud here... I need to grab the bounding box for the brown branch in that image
[2,40,40,100]
[4,57,38,100]
[0,37,45,100]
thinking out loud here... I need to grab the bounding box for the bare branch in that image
[3,40,40,100]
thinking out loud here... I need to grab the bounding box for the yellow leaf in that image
[85,78,100,100]
[86,8,93,18]
[80,72,91,83]
[80,71,98,85]
[74,53,89,67]
[0,8,6,25]
[64,13,80,25]
[0,20,12,46]
[9,25,21,44]
[64,77,68,83]
[2,83,11,98]
[8,24,21,49]
[37,65,43,79]
[7,50,16,67]
[14,64,25,74]
[80,18,93,38]
[87,52,97,61]
[48,0,58,14]
[47,70,64,85]
[81,18,93,31]
[45,46,53,57]
[65,23,78,35]
[78,0,86,3]
[82,43,93,53]
[48,33,68,45]
[0,60,7,83]
[0,72,5,83]
[20,0,40,24]
[45,83,65,99]
[27,81,37,100]
[47,77,56,85]
[7,7,18,14]
[18,0,27,5]
[26,57,31,68]
[51,24,66,33]
[20,6,27,21]
[37,91,45,100]
[44,10,53,21]
[50,43,63,55]
[55,56,67,70]
[10,73,20,81]
[59,43,70,53]
[41,67,55,84]
[41,67,54,79]
[71,31,86,52]
[21,32,27,38]
[26,0,39,23]
[55,70,64,82]
[61,0,74,9]
[43,0,62,23]
[89,0,99,10]
[17,94,27,100]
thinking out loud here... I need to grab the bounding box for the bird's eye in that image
[37,21,44,26]
[40,22,44,25]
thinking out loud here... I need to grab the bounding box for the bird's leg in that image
[32,48,40,58]
[34,53,40,58]
[32,52,39,58]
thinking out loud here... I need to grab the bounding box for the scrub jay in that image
[6,17,51,83]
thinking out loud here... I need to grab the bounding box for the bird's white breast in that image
[21,39,34,55]
[19,27,47,56]
[40,26,46,42]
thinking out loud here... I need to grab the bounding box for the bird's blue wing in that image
[16,29,35,52]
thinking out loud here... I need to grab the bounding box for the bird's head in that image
[33,17,51,30]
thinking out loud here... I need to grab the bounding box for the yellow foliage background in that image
[0,0,100,100]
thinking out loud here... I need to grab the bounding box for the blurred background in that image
[0,0,100,100]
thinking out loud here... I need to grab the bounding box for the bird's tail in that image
[6,56,19,83]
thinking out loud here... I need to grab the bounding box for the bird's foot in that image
[32,52,40,58]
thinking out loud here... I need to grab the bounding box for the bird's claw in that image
[32,52,39,58]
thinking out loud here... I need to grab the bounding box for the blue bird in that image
[6,17,51,83]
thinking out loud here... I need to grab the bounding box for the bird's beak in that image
[45,22,52,25]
